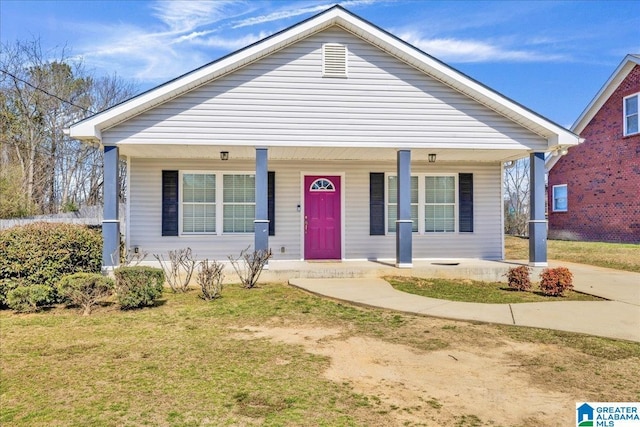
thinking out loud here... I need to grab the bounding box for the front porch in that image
[258,258,527,283]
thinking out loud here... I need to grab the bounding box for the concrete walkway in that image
[289,261,640,342]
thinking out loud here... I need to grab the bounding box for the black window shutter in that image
[459,173,474,232]
[268,171,275,236]
[162,170,179,236]
[370,172,385,235]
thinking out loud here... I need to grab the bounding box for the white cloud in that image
[150,0,239,33]
[231,0,377,29]
[398,31,567,63]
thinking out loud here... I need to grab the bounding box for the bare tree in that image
[503,158,530,236]
[0,38,136,218]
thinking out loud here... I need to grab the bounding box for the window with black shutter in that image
[370,173,385,235]
[458,173,474,232]
[162,170,179,236]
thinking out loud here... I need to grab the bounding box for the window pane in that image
[626,96,638,115]
[388,176,397,204]
[224,174,255,203]
[410,176,418,204]
[388,205,397,232]
[627,115,639,134]
[183,204,194,232]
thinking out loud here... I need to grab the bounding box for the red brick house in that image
[547,54,640,243]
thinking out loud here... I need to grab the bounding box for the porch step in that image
[261,260,515,283]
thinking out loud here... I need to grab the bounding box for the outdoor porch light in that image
[428,153,437,163]
[559,147,568,156]
[220,151,229,161]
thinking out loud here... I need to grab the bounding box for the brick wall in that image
[548,64,640,243]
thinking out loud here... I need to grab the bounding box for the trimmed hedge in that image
[113,266,165,309]
[0,223,102,292]
[0,278,22,308]
[6,284,54,312]
[58,273,114,315]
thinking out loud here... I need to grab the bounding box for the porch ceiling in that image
[118,144,527,163]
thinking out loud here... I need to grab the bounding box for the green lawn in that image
[386,276,603,304]
[2,284,639,426]
[505,236,640,273]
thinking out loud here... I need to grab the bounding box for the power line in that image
[0,68,96,115]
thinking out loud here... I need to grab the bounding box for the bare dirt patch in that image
[234,326,582,426]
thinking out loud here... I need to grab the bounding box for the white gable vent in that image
[322,43,348,78]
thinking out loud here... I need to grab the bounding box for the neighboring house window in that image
[425,176,455,232]
[223,174,255,233]
[179,172,255,234]
[624,93,639,136]
[387,174,456,233]
[182,173,216,233]
[552,184,568,212]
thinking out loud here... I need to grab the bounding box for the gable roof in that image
[547,54,639,171]
[69,5,578,149]
[571,54,640,135]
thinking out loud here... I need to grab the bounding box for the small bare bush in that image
[505,265,531,291]
[197,259,225,301]
[57,273,114,315]
[228,247,272,289]
[123,248,148,267]
[154,248,196,292]
[539,267,574,297]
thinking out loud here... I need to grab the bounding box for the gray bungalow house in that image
[68,6,579,271]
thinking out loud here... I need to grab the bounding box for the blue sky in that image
[1,0,639,127]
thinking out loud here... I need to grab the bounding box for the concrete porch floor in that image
[260,258,523,283]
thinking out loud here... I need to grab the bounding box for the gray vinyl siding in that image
[128,158,502,261]
[103,27,545,150]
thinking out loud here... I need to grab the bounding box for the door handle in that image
[304,216,308,233]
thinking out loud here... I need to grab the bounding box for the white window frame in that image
[222,173,256,234]
[179,171,217,235]
[623,93,639,136]
[386,173,458,234]
[179,171,255,236]
[552,184,568,212]
[424,175,457,233]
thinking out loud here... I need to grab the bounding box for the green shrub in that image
[0,278,22,308]
[539,267,574,297]
[113,266,164,309]
[6,284,54,312]
[0,223,102,295]
[505,265,532,291]
[57,273,114,315]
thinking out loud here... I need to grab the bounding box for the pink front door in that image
[304,176,341,260]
